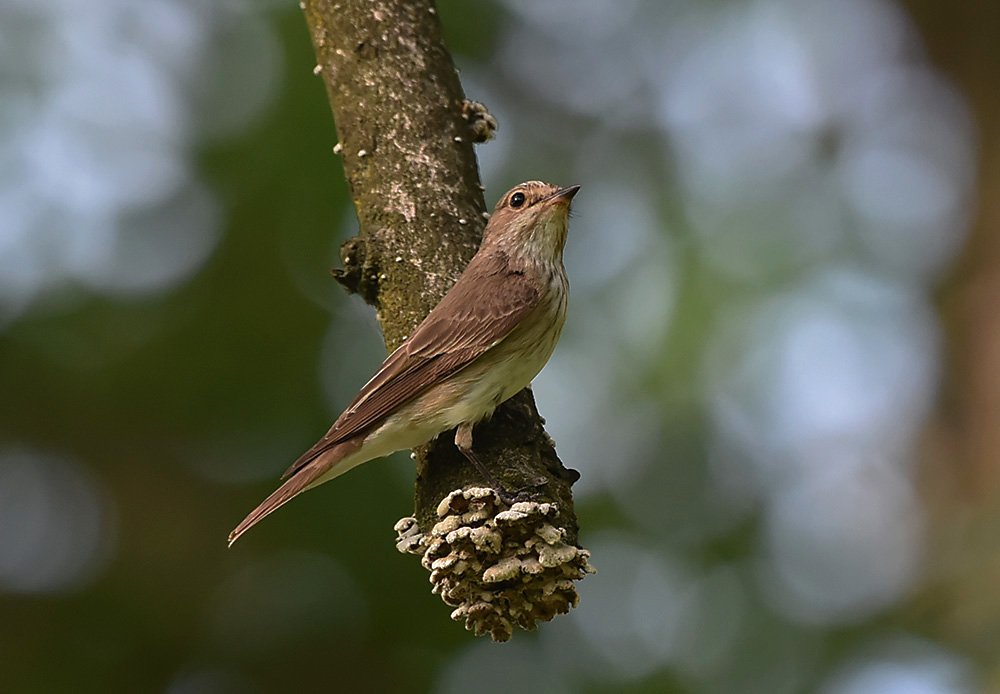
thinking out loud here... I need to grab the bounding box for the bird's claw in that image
[495,477,548,505]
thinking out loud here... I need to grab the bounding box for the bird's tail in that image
[227,436,364,546]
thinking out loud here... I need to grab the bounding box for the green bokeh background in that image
[2,1,999,693]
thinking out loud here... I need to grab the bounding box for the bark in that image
[303,0,483,339]
[301,1,586,639]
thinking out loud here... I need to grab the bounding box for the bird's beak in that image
[545,185,581,204]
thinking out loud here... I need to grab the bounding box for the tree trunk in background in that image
[904,1,1000,685]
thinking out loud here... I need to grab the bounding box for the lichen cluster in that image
[395,487,595,642]
[461,100,499,143]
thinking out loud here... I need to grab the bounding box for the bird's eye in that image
[510,192,526,208]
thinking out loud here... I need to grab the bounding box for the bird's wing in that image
[281,254,539,479]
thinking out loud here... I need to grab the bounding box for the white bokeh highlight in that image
[821,637,975,694]
[0,0,281,327]
[462,0,978,688]
[0,448,117,594]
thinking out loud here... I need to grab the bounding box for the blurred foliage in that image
[1,0,999,693]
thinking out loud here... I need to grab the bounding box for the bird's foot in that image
[494,477,548,506]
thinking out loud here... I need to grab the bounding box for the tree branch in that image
[302,0,591,640]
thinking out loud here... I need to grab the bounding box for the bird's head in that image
[482,181,579,262]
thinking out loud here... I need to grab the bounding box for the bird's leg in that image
[455,423,531,505]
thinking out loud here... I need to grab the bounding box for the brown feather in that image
[229,181,577,545]
[229,436,364,545]
[280,251,540,480]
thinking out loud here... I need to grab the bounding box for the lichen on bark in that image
[301,0,589,638]
[303,0,484,349]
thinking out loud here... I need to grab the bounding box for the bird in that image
[229,181,578,546]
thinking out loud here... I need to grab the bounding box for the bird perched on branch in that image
[229,181,578,545]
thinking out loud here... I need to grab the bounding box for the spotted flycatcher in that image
[229,181,578,545]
